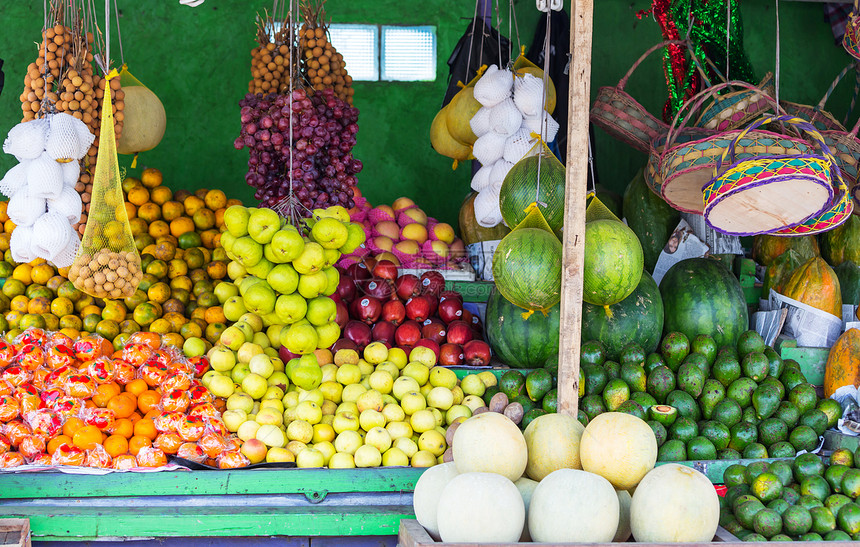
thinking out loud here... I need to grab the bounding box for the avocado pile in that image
[481,366,560,430]
[721,449,860,541]
[578,330,839,461]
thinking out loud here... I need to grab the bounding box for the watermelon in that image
[834,260,860,306]
[582,270,664,360]
[622,169,680,273]
[583,219,643,306]
[485,287,560,368]
[659,257,749,349]
[499,153,566,233]
[492,227,562,311]
[820,214,860,267]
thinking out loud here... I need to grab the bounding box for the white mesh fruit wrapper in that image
[513,73,547,117]
[27,152,64,199]
[473,65,514,108]
[61,160,81,187]
[473,184,503,227]
[7,186,47,227]
[51,232,80,268]
[32,211,73,260]
[0,161,31,198]
[48,185,83,224]
[73,119,95,159]
[504,128,537,163]
[46,112,90,162]
[489,160,515,187]
[472,131,507,166]
[10,225,36,263]
[488,98,523,136]
[2,118,48,161]
[471,164,493,192]
[522,112,560,143]
[469,106,492,138]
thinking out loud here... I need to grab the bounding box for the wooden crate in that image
[0,519,30,547]
[398,520,753,547]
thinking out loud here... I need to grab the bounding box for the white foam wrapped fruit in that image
[31,211,74,261]
[513,73,548,117]
[0,161,30,198]
[504,128,536,164]
[2,118,48,161]
[28,152,64,200]
[471,131,506,166]
[473,65,514,108]
[473,182,503,228]
[470,164,492,192]
[6,186,47,227]
[469,106,492,139]
[489,160,515,187]
[488,98,523,136]
[10,225,36,264]
[522,111,560,143]
[46,113,90,163]
[48,185,83,224]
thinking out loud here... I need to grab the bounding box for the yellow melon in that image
[528,469,619,543]
[523,413,584,480]
[445,87,482,145]
[579,412,657,490]
[452,412,527,482]
[430,104,472,163]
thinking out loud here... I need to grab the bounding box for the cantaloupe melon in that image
[412,461,459,540]
[614,488,632,542]
[116,86,166,155]
[452,412,527,481]
[514,476,539,542]
[523,413,584,480]
[630,463,720,542]
[579,412,657,490]
[436,472,525,543]
[528,469,619,543]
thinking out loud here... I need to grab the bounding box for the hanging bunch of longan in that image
[299,0,353,105]
[249,11,294,95]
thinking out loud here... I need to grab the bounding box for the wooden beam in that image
[557,0,593,417]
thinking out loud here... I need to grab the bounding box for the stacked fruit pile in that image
[343,196,467,270]
[578,329,836,462]
[720,451,860,540]
[0,328,247,470]
[332,264,490,367]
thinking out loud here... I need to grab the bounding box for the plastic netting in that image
[499,140,566,233]
[116,66,166,166]
[69,72,142,298]
[7,185,47,227]
[471,164,492,192]
[2,118,48,161]
[472,131,507,165]
[488,98,523,136]
[473,183,503,227]
[45,113,90,163]
[48,185,83,224]
[32,211,74,261]
[513,72,545,117]
[469,106,492,138]
[10,225,36,264]
[28,152,64,200]
[0,161,30,198]
[473,65,513,107]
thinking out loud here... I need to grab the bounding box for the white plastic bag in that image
[2,118,48,161]
[522,112,560,143]
[32,211,73,260]
[504,129,537,163]
[45,112,89,162]
[7,186,46,227]
[472,131,507,166]
[473,65,514,108]
[470,164,493,192]
[0,161,31,198]
[47,185,83,224]
[513,73,547,117]
[473,183,503,227]
[27,152,64,199]
[10,225,36,263]
[488,98,523,136]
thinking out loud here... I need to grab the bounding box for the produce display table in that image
[0,468,423,544]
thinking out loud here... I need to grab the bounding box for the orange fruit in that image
[179,322,203,340]
[147,283,172,304]
[168,259,188,278]
[130,331,162,350]
[143,409,161,421]
[154,242,176,261]
[129,411,143,423]
[183,196,206,216]
[92,382,122,407]
[137,390,162,414]
[162,201,184,221]
[10,295,29,312]
[149,221,171,240]
[226,198,243,208]
[204,189,227,210]
[141,167,163,188]
[47,434,73,455]
[192,209,216,230]
[125,378,148,397]
[62,416,86,438]
[150,186,173,205]
[203,306,226,324]
[162,333,185,349]
[133,418,158,441]
[127,186,150,206]
[113,454,138,469]
[206,261,228,280]
[107,417,134,439]
[169,217,195,238]
[72,424,103,450]
[153,432,183,455]
[124,202,137,219]
[137,447,168,468]
[128,435,152,456]
[104,434,129,457]
[31,263,55,285]
[0,201,8,222]
[27,296,50,314]
[107,393,137,419]
[128,217,149,237]
[138,203,162,223]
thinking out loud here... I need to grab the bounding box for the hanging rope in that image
[464,0,481,86]
[533,8,552,209]
[112,0,124,65]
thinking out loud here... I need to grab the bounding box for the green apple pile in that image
[216,204,364,355]
[204,336,497,468]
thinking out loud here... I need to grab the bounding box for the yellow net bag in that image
[492,204,562,319]
[115,66,166,167]
[68,70,142,299]
[499,139,566,235]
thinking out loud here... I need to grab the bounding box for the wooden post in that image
[557,0,593,417]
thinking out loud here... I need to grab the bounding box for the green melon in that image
[622,169,680,273]
[659,258,749,349]
[486,287,560,368]
[582,271,664,360]
[499,153,567,234]
[583,219,643,307]
[493,227,562,311]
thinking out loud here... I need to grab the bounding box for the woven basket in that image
[703,115,843,236]
[780,63,859,133]
[590,41,685,154]
[695,72,776,131]
[650,81,802,215]
[823,116,860,217]
[844,0,860,61]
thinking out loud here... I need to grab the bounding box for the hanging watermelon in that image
[582,219,643,308]
[492,227,562,312]
[499,142,566,234]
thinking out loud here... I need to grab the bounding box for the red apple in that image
[347,262,372,283]
[405,296,432,323]
[371,321,396,346]
[414,338,440,362]
[421,320,447,345]
[343,320,372,350]
[335,301,349,328]
[279,346,300,363]
[439,290,463,304]
[424,294,438,317]
[394,274,421,300]
[394,320,422,349]
[463,340,492,366]
[359,277,393,300]
[372,259,398,281]
[349,296,382,325]
[439,343,464,366]
[445,320,473,345]
[331,338,359,354]
[380,299,405,325]
[437,297,463,324]
[335,274,357,303]
[419,271,445,297]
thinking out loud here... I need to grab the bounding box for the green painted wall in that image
[0,1,853,228]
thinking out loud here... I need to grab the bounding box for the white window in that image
[380,26,436,81]
[328,24,379,81]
